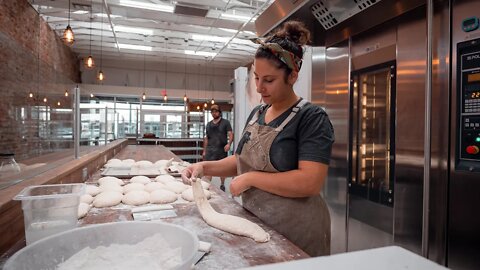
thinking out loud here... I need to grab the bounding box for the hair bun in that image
[274,21,310,46]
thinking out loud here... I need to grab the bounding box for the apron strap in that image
[274,99,308,132]
[248,105,268,126]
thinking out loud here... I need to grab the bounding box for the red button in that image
[466,145,480,154]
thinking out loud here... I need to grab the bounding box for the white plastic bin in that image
[14,183,85,245]
[4,221,199,270]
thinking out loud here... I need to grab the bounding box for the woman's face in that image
[253,58,297,105]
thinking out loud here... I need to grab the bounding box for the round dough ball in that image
[86,185,101,196]
[80,194,94,204]
[134,160,153,167]
[98,176,124,186]
[78,202,91,219]
[122,190,150,206]
[163,181,189,194]
[105,159,123,167]
[123,182,145,193]
[145,182,165,193]
[93,191,123,207]
[150,189,178,204]
[155,174,176,184]
[107,158,121,164]
[122,159,136,166]
[99,183,124,193]
[181,188,211,202]
[130,176,151,184]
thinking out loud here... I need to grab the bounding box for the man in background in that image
[203,104,233,191]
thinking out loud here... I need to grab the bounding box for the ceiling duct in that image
[174,2,209,17]
[311,0,381,30]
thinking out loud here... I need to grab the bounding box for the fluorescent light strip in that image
[184,50,217,57]
[96,13,122,19]
[115,25,153,35]
[119,0,174,13]
[191,34,230,43]
[118,44,152,51]
[221,13,254,22]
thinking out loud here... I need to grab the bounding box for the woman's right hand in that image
[181,163,205,185]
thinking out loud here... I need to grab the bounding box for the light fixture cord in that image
[100,0,103,69]
[143,35,146,90]
[89,0,92,54]
[68,0,71,25]
[164,37,168,92]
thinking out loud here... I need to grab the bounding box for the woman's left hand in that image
[229,174,251,197]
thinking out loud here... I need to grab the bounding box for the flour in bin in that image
[56,233,182,270]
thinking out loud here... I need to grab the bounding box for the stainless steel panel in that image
[427,0,451,264]
[395,14,426,254]
[449,0,480,269]
[323,42,350,254]
[311,46,326,105]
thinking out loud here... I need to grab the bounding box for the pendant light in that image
[84,0,95,69]
[210,59,215,104]
[163,37,168,102]
[203,57,208,109]
[97,1,104,81]
[182,39,188,103]
[142,35,147,101]
[64,90,69,97]
[62,0,75,46]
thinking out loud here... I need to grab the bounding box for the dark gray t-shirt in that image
[236,101,334,172]
[206,118,232,150]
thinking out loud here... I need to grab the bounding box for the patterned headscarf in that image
[251,37,303,72]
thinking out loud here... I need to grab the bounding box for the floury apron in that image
[236,99,331,257]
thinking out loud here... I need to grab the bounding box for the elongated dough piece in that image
[192,179,270,242]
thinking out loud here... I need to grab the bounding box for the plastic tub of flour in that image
[14,183,85,245]
[4,221,199,270]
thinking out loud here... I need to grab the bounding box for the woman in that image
[182,21,334,257]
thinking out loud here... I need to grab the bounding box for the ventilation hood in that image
[255,0,425,46]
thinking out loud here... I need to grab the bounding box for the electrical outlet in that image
[82,167,88,181]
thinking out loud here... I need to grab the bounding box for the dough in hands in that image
[130,175,151,184]
[85,185,101,196]
[145,182,165,193]
[78,202,91,219]
[122,190,150,206]
[163,181,189,194]
[123,183,146,193]
[150,189,178,204]
[93,191,123,208]
[192,179,270,242]
[181,187,211,202]
[80,194,94,204]
[98,177,125,186]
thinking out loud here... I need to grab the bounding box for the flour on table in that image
[56,233,182,270]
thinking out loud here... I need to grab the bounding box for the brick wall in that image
[0,0,80,160]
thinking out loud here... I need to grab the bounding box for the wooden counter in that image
[80,145,309,269]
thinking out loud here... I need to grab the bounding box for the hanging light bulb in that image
[183,94,188,102]
[203,102,208,108]
[43,97,47,103]
[90,93,94,98]
[196,105,200,110]
[57,101,61,106]
[85,55,95,68]
[29,92,34,98]
[62,0,74,46]
[211,98,215,104]
[163,95,168,102]
[64,90,69,97]
[142,92,146,100]
[98,70,104,81]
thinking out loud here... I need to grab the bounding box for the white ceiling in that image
[30,0,273,69]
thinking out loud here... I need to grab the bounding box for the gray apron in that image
[236,99,331,257]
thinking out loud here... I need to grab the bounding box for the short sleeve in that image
[297,107,335,165]
[225,120,233,132]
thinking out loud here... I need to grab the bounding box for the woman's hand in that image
[229,173,252,197]
[181,163,204,185]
